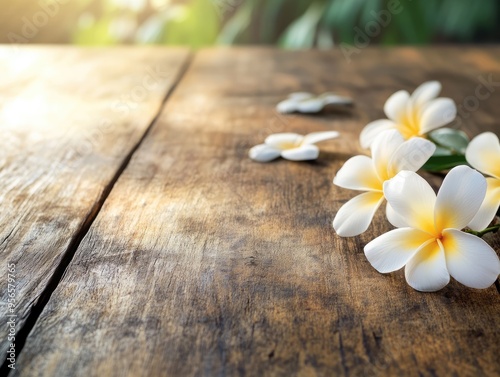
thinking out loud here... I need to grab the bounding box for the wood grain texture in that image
[13,47,500,377]
[0,46,190,359]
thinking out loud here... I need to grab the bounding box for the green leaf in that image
[73,16,117,45]
[324,0,366,44]
[135,14,167,43]
[278,1,325,49]
[428,128,470,154]
[317,25,334,49]
[422,155,468,172]
[217,0,254,45]
[260,0,288,42]
[432,146,453,156]
[162,0,220,48]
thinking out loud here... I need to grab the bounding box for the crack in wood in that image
[0,52,194,376]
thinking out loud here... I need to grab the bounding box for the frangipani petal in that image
[249,144,281,162]
[296,98,327,113]
[333,191,384,237]
[276,93,313,113]
[277,92,352,113]
[276,99,299,114]
[302,131,340,145]
[465,132,500,179]
[281,144,319,161]
[265,133,304,149]
[359,119,397,149]
[364,228,431,273]
[322,94,353,106]
[410,81,441,110]
[387,137,435,177]
[333,155,381,191]
[251,129,340,162]
[386,203,409,228]
[371,129,404,181]
[384,90,410,122]
[468,177,500,230]
[434,165,487,231]
[405,240,450,292]
[419,98,457,134]
[442,229,500,289]
[383,171,436,234]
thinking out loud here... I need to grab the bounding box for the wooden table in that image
[1,46,499,377]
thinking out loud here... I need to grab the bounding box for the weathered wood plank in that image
[0,46,190,363]
[14,47,500,376]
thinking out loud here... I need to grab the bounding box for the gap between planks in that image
[0,51,195,376]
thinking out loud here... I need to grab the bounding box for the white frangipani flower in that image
[365,165,500,292]
[333,130,435,237]
[249,131,339,162]
[360,81,457,148]
[465,132,500,230]
[277,92,352,114]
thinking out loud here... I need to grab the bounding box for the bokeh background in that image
[2,0,500,48]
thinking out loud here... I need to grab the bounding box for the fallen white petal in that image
[384,90,410,123]
[383,171,436,234]
[419,98,457,135]
[388,137,436,177]
[322,93,353,106]
[333,155,381,191]
[442,229,500,289]
[276,92,314,113]
[468,177,500,230]
[333,191,384,237]
[276,99,300,114]
[249,144,282,162]
[359,119,397,149]
[434,165,487,231]
[465,132,500,179]
[302,131,340,145]
[365,228,431,273]
[296,98,327,113]
[265,133,304,149]
[371,129,405,181]
[386,203,409,228]
[281,144,319,161]
[410,81,441,110]
[277,92,352,114]
[405,240,450,292]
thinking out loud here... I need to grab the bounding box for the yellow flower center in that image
[276,141,301,150]
[396,110,421,139]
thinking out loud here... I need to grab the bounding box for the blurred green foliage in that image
[71,0,499,47]
[74,0,219,47]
